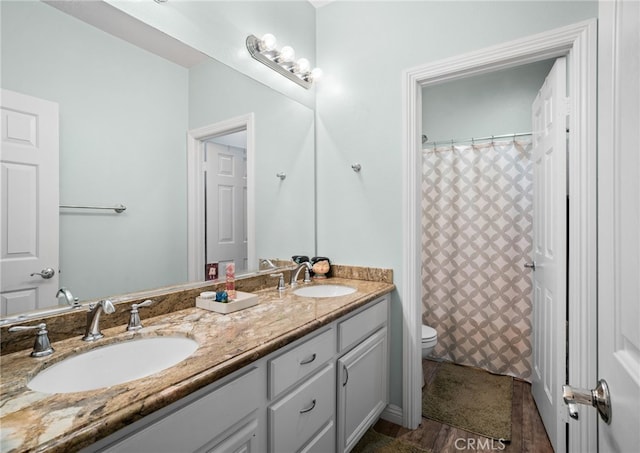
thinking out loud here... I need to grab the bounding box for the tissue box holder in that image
[196,291,259,314]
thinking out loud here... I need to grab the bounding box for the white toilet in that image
[421,324,438,359]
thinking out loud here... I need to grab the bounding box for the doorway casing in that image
[401,20,597,452]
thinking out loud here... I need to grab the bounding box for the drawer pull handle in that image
[300,399,317,414]
[299,353,317,365]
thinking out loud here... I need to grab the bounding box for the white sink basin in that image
[28,336,199,394]
[293,284,356,298]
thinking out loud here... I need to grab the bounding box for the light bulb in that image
[310,67,324,81]
[259,33,276,52]
[279,46,295,63]
[295,58,311,74]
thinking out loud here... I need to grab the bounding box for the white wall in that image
[1,1,189,301]
[315,0,598,408]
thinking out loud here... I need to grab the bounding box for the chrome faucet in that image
[57,287,80,308]
[290,262,312,287]
[260,258,278,270]
[8,323,54,357]
[83,299,115,341]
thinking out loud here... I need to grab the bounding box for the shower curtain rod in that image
[424,131,532,148]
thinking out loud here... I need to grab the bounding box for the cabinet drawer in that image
[269,327,335,399]
[101,367,260,453]
[269,363,335,453]
[338,297,388,352]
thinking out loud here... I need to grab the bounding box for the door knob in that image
[30,268,55,279]
[524,261,536,271]
[562,379,611,424]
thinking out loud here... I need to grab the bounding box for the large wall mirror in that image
[0,1,315,319]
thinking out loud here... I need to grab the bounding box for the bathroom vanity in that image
[0,267,394,453]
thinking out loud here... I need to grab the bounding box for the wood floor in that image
[372,359,554,453]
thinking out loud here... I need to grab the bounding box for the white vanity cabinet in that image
[87,366,265,453]
[267,327,337,453]
[85,294,390,453]
[336,298,389,453]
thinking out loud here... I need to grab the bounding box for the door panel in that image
[205,142,247,273]
[337,327,388,453]
[598,1,640,451]
[530,57,568,452]
[1,89,59,315]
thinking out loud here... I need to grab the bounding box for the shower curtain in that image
[421,139,533,380]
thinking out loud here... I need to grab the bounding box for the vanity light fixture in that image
[246,34,322,89]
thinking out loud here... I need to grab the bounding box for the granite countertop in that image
[0,277,394,453]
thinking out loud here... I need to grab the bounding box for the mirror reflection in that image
[0,1,315,319]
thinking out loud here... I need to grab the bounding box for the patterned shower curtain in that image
[421,139,533,380]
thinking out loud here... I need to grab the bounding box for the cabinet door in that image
[202,418,259,453]
[337,327,388,453]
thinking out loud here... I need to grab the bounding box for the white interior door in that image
[530,57,568,452]
[1,89,59,315]
[205,141,248,273]
[598,0,640,451]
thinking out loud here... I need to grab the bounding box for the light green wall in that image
[106,0,317,108]
[422,60,555,144]
[189,59,315,260]
[1,1,189,301]
[315,0,598,408]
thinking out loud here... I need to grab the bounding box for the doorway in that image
[402,20,597,452]
[187,114,256,282]
[420,57,567,450]
[204,131,248,274]
[0,89,60,315]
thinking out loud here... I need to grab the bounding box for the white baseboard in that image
[380,404,404,426]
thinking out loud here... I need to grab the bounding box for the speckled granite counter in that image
[0,276,394,453]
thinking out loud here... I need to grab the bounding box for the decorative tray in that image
[196,291,259,314]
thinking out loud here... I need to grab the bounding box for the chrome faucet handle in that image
[303,268,311,283]
[9,323,54,357]
[127,299,154,331]
[270,273,286,291]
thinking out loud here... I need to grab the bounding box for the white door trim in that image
[401,20,597,451]
[187,114,255,281]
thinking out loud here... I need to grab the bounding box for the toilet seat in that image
[421,324,437,349]
[422,324,437,341]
